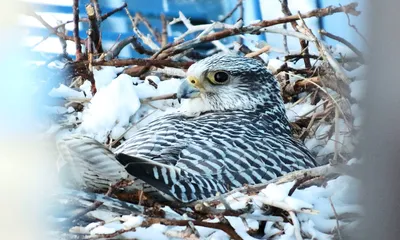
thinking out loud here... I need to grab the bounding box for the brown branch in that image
[236,43,264,62]
[319,29,364,63]
[329,197,343,240]
[220,0,243,22]
[141,93,177,103]
[125,40,185,77]
[81,58,194,68]
[284,54,320,61]
[90,0,102,24]
[280,0,312,68]
[73,0,82,60]
[86,4,103,54]
[105,36,153,60]
[245,45,271,58]
[87,29,94,70]
[66,179,133,223]
[161,13,168,47]
[100,2,128,21]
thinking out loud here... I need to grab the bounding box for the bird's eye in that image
[208,71,229,84]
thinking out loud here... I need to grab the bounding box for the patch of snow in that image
[122,215,144,230]
[93,66,124,90]
[79,75,140,143]
[350,80,366,101]
[48,84,85,98]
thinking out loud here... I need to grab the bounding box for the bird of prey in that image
[58,54,316,203]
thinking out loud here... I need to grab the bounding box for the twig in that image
[140,93,177,103]
[235,42,264,62]
[125,8,160,51]
[280,0,311,68]
[288,175,317,196]
[161,13,168,47]
[260,28,314,41]
[74,58,193,68]
[25,9,81,44]
[125,40,185,77]
[289,211,303,240]
[343,5,369,47]
[297,13,351,84]
[86,3,103,53]
[136,12,162,44]
[73,0,82,60]
[90,0,102,24]
[87,29,94,70]
[319,29,364,63]
[245,45,271,58]
[99,2,128,21]
[153,67,186,77]
[105,36,153,60]
[129,35,156,55]
[256,196,319,215]
[332,106,340,165]
[282,23,289,54]
[220,0,243,22]
[329,197,343,240]
[66,179,133,223]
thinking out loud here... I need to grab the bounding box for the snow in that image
[48,84,86,99]
[78,74,141,143]
[93,66,124,90]
[122,215,144,230]
[285,99,324,122]
[350,80,366,101]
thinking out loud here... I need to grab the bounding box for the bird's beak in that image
[177,76,202,103]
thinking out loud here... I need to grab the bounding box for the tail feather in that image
[57,135,133,191]
[116,153,227,203]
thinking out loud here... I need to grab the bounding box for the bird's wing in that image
[57,135,135,190]
[116,134,315,203]
[116,153,227,203]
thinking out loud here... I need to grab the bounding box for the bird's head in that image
[177,54,283,115]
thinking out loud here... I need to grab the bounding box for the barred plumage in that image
[58,54,316,203]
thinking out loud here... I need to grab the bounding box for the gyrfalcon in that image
[58,54,316,203]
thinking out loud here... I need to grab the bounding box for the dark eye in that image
[214,71,229,83]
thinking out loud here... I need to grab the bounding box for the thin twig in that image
[73,0,82,60]
[342,4,369,47]
[245,45,271,58]
[289,211,303,240]
[76,58,193,68]
[280,0,311,68]
[66,179,133,223]
[90,0,102,24]
[161,13,168,47]
[329,197,343,240]
[219,0,243,22]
